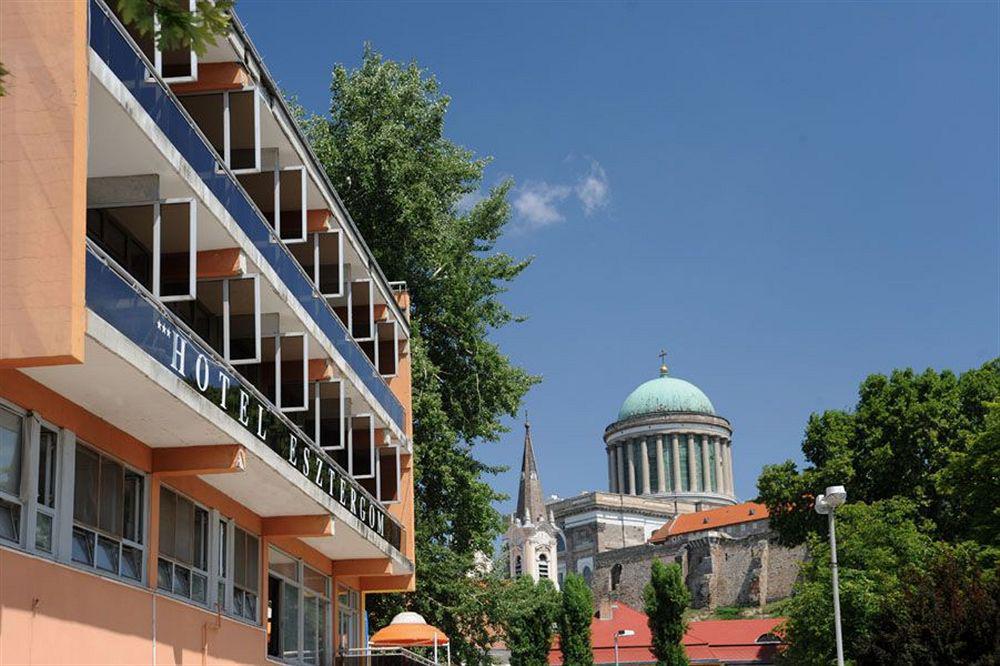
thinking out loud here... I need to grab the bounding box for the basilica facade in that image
[505,358,802,610]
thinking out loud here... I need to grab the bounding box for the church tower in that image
[505,420,561,588]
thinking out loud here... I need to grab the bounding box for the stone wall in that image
[591,530,804,610]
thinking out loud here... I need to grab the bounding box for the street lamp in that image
[614,629,635,666]
[815,485,847,666]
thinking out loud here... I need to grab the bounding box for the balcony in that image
[337,648,445,666]
[19,242,407,562]
[87,0,406,435]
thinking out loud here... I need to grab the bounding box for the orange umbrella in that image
[370,612,450,663]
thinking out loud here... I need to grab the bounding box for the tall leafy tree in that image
[757,359,1000,546]
[300,47,537,663]
[776,499,934,665]
[501,576,561,666]
[559,573,595,666]
[644,561,690,666]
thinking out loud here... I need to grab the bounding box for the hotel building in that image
[0,2,416,664]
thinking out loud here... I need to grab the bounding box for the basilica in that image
[504,357,803,610]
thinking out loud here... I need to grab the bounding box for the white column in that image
[616,442,625,494]
[726,440,735,496]
[714,436,724,494]
[608,446,617,493]
[655,435,666,493]
[639,438,651,495]
[701,435,712,492]
[671,434,681,492]
[686,434,697,492]
[626,440,636,495]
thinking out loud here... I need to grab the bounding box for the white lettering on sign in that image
[195,354,210,391]
[171,333,187,375]
[238,390,250,426]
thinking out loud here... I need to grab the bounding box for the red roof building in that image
[649,502,770,544]
[548,602,783,665]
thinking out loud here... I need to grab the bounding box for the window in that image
[72,445,145,582]
[337,585,360,653]
[178,90,260,172]
[538,553,549,579]
[514,554,522,576]
[34,428,58,553]
[215,518,260,622]
[611,563,623,590]
[0,408,24,544]
[268,548,332,663]
[303,566,331,665]
[157,487,209,604]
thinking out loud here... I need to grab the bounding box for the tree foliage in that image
[300,47,537,664]
[758,359,1000,664]
[501,576,561,666]
[757,359,1000,547]
[114,0,232,54]
[644,561,690,666]
[558,573,594,666]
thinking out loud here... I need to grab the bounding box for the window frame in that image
[156,485,211,607]
[223,274,262,366]
[268,547,333,665]
[70,442,148,586]
[216,515,261,625]
[149,0,198,84]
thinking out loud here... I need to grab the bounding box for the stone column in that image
[714,437,724,494]
[701,435,712,492]
[607,446,617,493]
[616,442,625,494]
[626,440,636,495]
[655,435,666,493]
[639,438,651,495]
[686,434,697,492]
[671,434,681,492]
[726,441,735,496]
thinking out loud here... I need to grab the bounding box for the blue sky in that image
[236,1,999,511]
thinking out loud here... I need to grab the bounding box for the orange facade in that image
[0,1,417,663]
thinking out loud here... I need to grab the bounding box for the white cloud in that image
[512,182,572,229]
[575,160,610,215]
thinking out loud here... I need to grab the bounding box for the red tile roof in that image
[649,502,769,543]
[547,603,783,665]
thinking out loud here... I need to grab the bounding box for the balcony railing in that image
[85,242,404,551]
[337,648,442,666]
[88,0,405,431]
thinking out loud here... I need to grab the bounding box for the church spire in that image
[514,417,547,525]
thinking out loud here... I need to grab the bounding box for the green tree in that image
[299,47,537,664]
[644,561,690,666]
[937,402,1000,547]
[757,359,1000,547]
[859,544,1000,665]
[558,573,594,666]
[776,499,934,665]
[114,0,232,54]
[502,576,561,666]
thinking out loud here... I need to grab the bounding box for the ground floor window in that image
[157,486,209,604]
[0,407,24,543]
[337,585,360,654]
[268,547,332,664]
[71,444,145,582]
[218,518,260,622]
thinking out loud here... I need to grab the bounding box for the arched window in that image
[514,555,522,576]
[538,553,549,579]
[582,565,593,585]
[556,534,566,552]
[756,633,781,645]
[611,563,623,590]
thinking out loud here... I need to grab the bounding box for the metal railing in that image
[337,647,440,666]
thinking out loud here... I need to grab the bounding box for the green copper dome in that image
[617,372,716,420]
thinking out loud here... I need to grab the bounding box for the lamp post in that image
[614,629,635,666]
[815,485,847,666]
